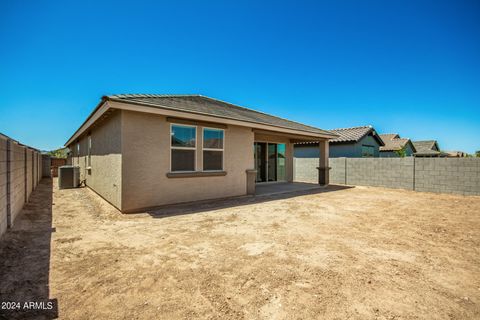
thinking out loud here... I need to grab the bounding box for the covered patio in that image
[247,129,332,196]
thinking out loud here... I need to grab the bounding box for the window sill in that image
[166,171,227,178]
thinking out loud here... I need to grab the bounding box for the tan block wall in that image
[26,150,33,200]
[73,110,123,209]
[11,143,26,225]
[121,110,254,211]
[0,137,43,239]
[0,138,7,237]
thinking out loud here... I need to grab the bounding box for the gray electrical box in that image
[58,166,80,189]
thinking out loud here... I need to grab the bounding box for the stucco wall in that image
[72,110,123,209]
[121,111,254,211]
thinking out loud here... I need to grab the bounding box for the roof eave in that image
[66,96,338,145]
[106,97,339,139]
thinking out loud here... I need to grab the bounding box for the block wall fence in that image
[294,157,480,196]
[0,134,43,239]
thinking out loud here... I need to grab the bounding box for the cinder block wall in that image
[0,139,7,237]
[294,157,480,196]
[346,158,414,190]
[415,158,480,196]
[293,158,318,183]
[330,158,346,184]
[0,134,43,239]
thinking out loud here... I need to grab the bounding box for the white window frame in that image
[87,135,92,167]
[202,127,225,172]
[170,123,197,172]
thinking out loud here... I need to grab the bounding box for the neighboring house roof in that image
[295,125,384,146]
[412,140,438,153]
[412,140,447,156]
[66,94,338,146]
[329,125,384,145]
[379,134,416,152]
[445,151,468,157]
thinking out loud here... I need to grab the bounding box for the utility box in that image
[58,166,80,189]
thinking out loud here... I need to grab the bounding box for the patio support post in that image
[317,140,329,186]
[246,169,257,195]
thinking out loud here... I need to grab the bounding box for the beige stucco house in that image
[66,94,336,212]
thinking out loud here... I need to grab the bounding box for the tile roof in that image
[106,94,336,137]
[328,125,384,145]
[412,140,437,153]
[379,134,413,152]
[294,125,384,145]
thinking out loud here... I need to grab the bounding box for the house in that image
[445,151,468,157]
[65,94,337,212]
[379,134,416,157]
[412,140,448,157]
[294,125,384,158]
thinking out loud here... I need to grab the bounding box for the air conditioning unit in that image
[58,166,80,189]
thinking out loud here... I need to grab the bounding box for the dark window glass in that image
[203,129,223,149]
[171,125,196,147]
[277,143,286,181]
[171,149,195,171]
[203,150,223,171]
[361,145,375,157]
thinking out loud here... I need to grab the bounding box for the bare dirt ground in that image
[1,178,480,319]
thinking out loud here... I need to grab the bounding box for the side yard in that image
[1,179,479,319]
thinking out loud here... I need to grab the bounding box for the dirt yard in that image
[1,179,479,319]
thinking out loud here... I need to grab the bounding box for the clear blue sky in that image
[1,0,479,153]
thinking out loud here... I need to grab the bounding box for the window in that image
[87,135,92,167]
[361,145,375,157]
[203,128,224,171]
[171,124,196,171]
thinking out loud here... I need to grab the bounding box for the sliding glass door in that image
[254,142,286,183]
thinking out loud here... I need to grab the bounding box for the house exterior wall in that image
[121,110,254,212]
[71,110,123,209]
[294,134,381,159]
[380,142,415,158]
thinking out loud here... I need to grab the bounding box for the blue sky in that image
[1,0,479,153]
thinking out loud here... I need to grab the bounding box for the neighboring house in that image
[379,134,416,157]
[445,151,468,157]
[412,140,448,157]
[65,94,337,212]
[294,125,384,158]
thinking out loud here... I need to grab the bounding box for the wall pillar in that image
[317,140,330,186]
[246,169,257,195]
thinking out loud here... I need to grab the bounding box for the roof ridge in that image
[197,95,333,135]
[110,94,201,99]
[330,125,372,131]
